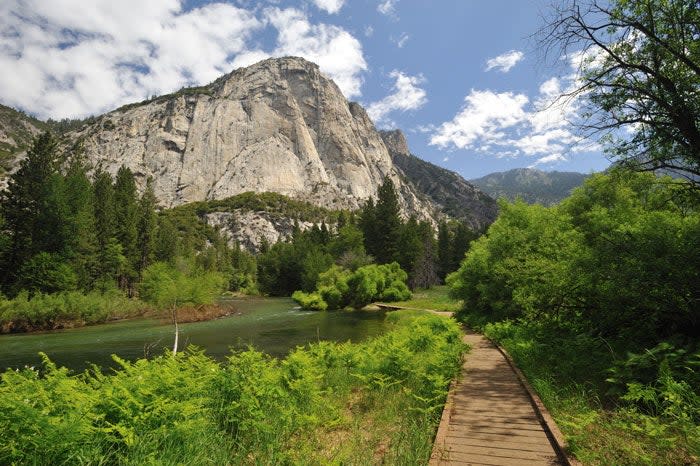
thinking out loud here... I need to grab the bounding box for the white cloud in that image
[311,0,345,14]
[0,0,263,119]
[377,0,398,16]
[529,154,566,167]
[264,7,367,98]
[484,50,524,73]
[0,1,368,119]
[364,25,374,37]
[431,53,601,164]
[393,32,409,48]
[430,90,529,149]
[367,70,427,127]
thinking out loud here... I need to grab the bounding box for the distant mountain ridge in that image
[380,130,497,229]
[470,168,589,205]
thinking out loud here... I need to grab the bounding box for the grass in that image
[464,316,700,466]
[389,285,463,313]
[0,311,466,465]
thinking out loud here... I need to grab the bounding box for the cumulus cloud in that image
[431,54,599,165]
[264,7,367,98]
[0,1,367,119]
[367,70,427,127]
[0,0,263,119]
[430,90,529,149]
[311,0,345,14]
[484,50,524,73]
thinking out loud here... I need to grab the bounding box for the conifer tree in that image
[373,177,402,264]
[437,222,452,280]
[114,166,139,292]
[155,214,179,263]
[64,153,98,289]
[92,169,123,289]
[451,222,476,272]
[359,197,378,258]
[0,132,68,292]
[136,179,158,276]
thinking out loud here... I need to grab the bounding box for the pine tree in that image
[437,221,452,280]
[155,214,179,264]
[64,154,98,289]
[136,179,158,276]
[409,235,440,289]
[451,222,476,272]
[397,216,422,273]
[374,177,402,264]
[358,197,378,258]
[0,132,68,293]
[113,166,139,292]
[92,169,122,289]
[93,169,115,252]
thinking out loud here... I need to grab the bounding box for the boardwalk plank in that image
[430,329,565,465]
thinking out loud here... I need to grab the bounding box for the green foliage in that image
[136,179,158,276]
[173,191,341,225]
[18,252,78,294]
[450,171,700,342]
[293,262,411,310]
[0,132,69,293]
[476,318,700,466]
[139,261,226,309]
[541,0,700,180]
[291,290,328,311]
[451,170,700,464]
[0,290,147,332]
[0,314,464,465]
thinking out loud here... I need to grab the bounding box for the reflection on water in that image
[0,297,388,372]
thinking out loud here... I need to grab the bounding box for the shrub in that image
[293,262,412,310]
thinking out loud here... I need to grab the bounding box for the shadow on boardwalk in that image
[430,329,568,466]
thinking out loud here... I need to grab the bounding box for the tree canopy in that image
[540,0,700,181]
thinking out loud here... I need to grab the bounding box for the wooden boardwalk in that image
[430,330,565,466]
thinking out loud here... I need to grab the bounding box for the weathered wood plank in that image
[430,329,566,465]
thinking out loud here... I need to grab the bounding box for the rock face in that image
[0,57,499,235]
[0,104,45,179]
[470,168,589,205]
[380,130,498,230]
[69,57,435,221]
[204,210,314,253]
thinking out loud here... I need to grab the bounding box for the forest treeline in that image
[0,131,477,331]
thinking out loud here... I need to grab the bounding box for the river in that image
[0,297,389,372]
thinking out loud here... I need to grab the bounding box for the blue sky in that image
[0,0,610,178]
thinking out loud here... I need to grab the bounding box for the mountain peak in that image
[379,129,410,156]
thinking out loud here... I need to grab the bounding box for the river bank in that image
[0,290,252,334]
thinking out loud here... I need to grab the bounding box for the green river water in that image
[0,297,389,372]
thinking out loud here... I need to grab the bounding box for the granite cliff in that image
[1,57,498,242]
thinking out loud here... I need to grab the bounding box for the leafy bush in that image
[0,290,147,333]
[293,262,411,310]
[139,261,226,309]
[291,290,327,311]
[451,171,700,465]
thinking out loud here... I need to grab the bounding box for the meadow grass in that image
[388,285,463,313]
